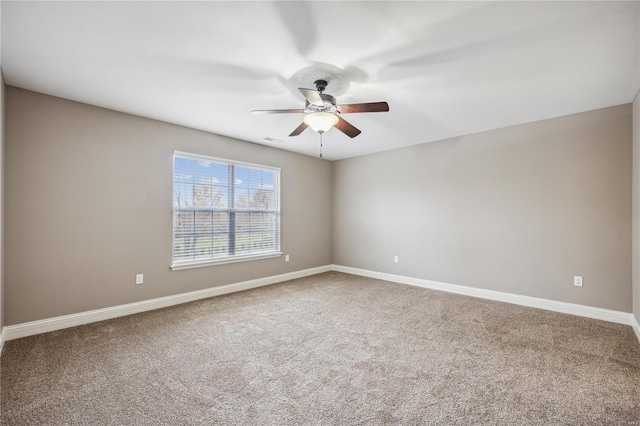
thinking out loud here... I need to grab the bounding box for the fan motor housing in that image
[305,93,337,113]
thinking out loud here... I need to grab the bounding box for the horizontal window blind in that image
[172,152,280,266]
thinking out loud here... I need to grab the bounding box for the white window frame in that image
[171,151,282,270]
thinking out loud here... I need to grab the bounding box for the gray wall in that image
[333,105,632,312]
[4,87,333,325]
[634,93,640,323]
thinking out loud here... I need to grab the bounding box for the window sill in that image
[170,251,283,271]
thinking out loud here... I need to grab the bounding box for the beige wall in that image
[333,105,632,312]
[633,93,640,323]
[4,88,333,325]
[3,87,635,325]
[0,3,4,333]
[0,74,4,331]
[634,4,640,326]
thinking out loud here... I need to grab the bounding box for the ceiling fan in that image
[252,79,389,138]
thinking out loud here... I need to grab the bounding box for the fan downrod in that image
[314,79,328,93]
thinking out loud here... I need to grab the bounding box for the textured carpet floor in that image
[1,271,639,425]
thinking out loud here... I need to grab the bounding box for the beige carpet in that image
[1,271,639,425]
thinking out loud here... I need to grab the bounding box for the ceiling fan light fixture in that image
[303,112,338,134]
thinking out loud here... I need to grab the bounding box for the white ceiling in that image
[2,1,639,161]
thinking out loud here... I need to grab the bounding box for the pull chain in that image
[319,132,323,158]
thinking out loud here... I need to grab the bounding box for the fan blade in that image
[337,102,389,114]
[298,88,324,106]
[252,108,305,114]
[335,116,361,138]
[289,122,308,137]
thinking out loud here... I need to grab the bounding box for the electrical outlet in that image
[573,276,583,287]
[136,274,144,285]
[394,256,399,263]
[285,255,290,262]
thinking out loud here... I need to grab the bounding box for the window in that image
[171,152,281,269]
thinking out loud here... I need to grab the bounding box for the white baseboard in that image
[332,265,635,329]
[0,327,5,358]
[3,265,332,341]
[4,264,639,346]
[632,314,640,344]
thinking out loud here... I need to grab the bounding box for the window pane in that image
[173,153,280,266]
